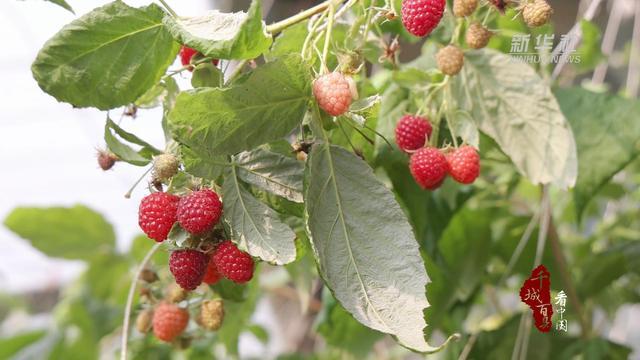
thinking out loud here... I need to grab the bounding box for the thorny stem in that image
[157,0,177,17]
[120,242,162,360]
[360,5,375,48]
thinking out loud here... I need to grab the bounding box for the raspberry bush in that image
[4,0,640,358]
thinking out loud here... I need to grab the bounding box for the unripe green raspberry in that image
[436,45,464,76]
[153,153,179,181]
[522,0,552,28]
[466,23,493,49]
[453,0,477,17]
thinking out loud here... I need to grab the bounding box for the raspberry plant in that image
[4,0,640,358]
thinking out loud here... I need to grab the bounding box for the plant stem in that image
[226,59,249,85]
[162,57,215,81]
[266,0,340,34]
[157,0,177,17]
[321,2,336,73]
[124,166,153,199]
[120,242,163,360]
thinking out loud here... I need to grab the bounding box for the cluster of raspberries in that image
[395,115,480,190]
[138,189,254,289]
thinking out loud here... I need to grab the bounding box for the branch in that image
[266,0,343,34]
[120,242,163,360]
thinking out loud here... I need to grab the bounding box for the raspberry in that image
[165,283,188,303]
[169,249,209,291]
[139,268,158,283]
[179,45,219,71]
[522,0,552,28]
[97,149,117,171]
[153,153,179,181]
[453,0,477,17]
[489,0,509,13]
[177,189,223,235]
[436,45,464,76]
[446,145,480,184]
[466,22,493,49]
[312,72,353,116]
[198,299,224,331]
[152,303,189,342]
[395,115,433,151]
[135,308,153,334]
[138,192,179,242]
[213,241,254,284]
[409,147,448,190]
[401,0,446,37]
[202,254,222,285]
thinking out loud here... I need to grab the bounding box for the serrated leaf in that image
[554,88,640,217]
[304,142,439,352]
[180,145,227,180]
[32,1,179,110]
[452,49,577,188]
[135,77,179,109]
[43,0,74,13]
[163,0,271,60]
[169,54,311,155]
[104,118,161,166]
[223,168,296,265]
[233,148,304,202]
[4,205,115,260]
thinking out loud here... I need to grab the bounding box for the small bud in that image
[97,149,118,171]
[296,151,308,162]
[139,268,158,283]
[198,299,224,331]
[135,309,153,333]
[153,153,179,181]
[166,283,188,303]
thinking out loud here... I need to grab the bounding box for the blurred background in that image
[1,0,640,358]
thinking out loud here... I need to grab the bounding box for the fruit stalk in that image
[266,0,344,34]
[121,242,162,360]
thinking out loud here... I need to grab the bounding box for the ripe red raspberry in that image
[152,303,189,342]
[139,192,180,242]
[202,254,221,285]
[409,147,449,190]
[177,189,222,235]
[395,115,433,151]
[179,45,219,71]
[401,0,446,37]
[446,145,480,184]
[313,72,353,116]
[213,241,254,284]
[169,249,210,291]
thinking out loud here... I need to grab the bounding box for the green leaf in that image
[437,208,492,301]
[104,117,161,166]
[577,241,640,298]
[233,148,304,203]
[223,167,297,265]
[32,1,179,110]
[191,63,223,88]
[169,54,311,155]
[4,205,115,260]
[317,293,383,357]
[0,330,47,359]
[304,143,438,352]
[210,278,250,301]
[452,49,577,188]
[135,77,179,109]
[44,0,74,13]
[554,88,640,217]
[265,21,308,61]
[163,0,272,60]
[180,145,227,180]
[217,277,260,355]
[129,235,169,265]
[575,20,604,72]
[247,324,269,343]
